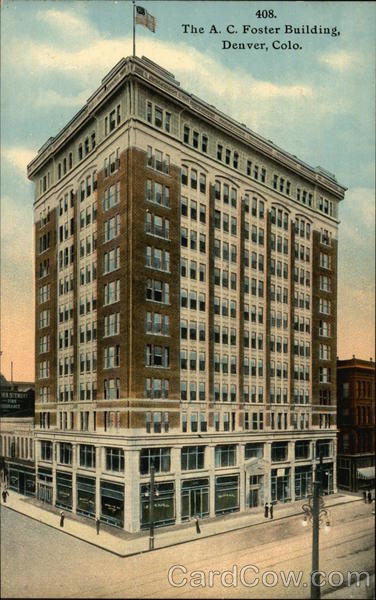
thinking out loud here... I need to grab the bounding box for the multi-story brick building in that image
[0,374,36,495]
[27,56,346,531]
[337,357,375,491]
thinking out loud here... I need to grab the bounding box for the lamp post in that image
[301,455,331,599]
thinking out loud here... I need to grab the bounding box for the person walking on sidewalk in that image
[195,517,201,534]
[363,490,367,503]
[96,517,100,535]
[270,503,274,519]
[2,489,9,503]
[264,503,269,518]
[367,491,372,504]
[59,511,65,527]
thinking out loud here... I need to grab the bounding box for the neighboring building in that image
[337,357,375,491]
[0,375,36,496]
[27,56,346,531]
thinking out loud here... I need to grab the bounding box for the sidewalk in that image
[1,491,362,558]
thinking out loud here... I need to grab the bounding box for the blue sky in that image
[1,0,375,380]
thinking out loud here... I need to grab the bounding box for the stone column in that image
[95,446,101,518]
[288,441,295,501]
[124,448,140,532]
[207,445,216,517]
[331,439,337,493]
[239,443,246,511]
[72,443,77,513]
[171,446,181,523]
[52,441,57,505]
[264,442,272,504]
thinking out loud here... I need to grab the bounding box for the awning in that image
[357,467,375,480]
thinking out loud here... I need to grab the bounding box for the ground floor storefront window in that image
[77,475,96,518]
[215,475,239,515]
[56,471,72,510]
[181,478,209,521]
[271,468,291,503]
[140,481,175,529]
[100,480,124,528]
[295,466,312,499]
[8,463,35,497]
[37,466,53,504]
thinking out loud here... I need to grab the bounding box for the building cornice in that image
[27,56,346,199]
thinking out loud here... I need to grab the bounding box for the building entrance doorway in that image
[19,472,25,495]
[189,488,205,517]
[38,483,52,504]
[181,478,209,521]
[249,488,259,508]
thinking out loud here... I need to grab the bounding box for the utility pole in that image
[311,454,323,599]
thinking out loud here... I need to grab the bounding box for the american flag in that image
[135,6,156,33]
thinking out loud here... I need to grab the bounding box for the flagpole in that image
[133,0,136,57]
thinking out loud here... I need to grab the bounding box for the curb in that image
[3,496,363,559]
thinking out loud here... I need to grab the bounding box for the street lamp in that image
[144,464,159,550]
[301,455,331,599]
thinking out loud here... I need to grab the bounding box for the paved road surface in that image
[1,501,374,598]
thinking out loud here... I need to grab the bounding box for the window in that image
[106,447,124,472]
[59,443,72,465]
[80,445,96,468]
[146,246,170,272]
[245,444,263,460]
[104,280,120,306]
[181,446,205,470]
[215,445,236,468]
[102,183,120,211]
[295,441,310,460]
[104,313,120,337]
[319,298,331,315]
[145,345,169,368]
[103,378,120,400]
[271,442,288,462]
[140,448,171,474]
[41,440,52,461]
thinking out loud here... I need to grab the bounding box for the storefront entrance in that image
[271,468,291,503]
[295,466,312,500]
[37,466,52,504]
[248,474,264,508]
[321,463,333,495]
[181,478,209,521]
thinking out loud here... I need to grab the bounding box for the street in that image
[1,501,374,598]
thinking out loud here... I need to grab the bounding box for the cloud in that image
[34,89,91,108]
[318,50,358,71]
[2,146,36,175]
[36,8,98,41]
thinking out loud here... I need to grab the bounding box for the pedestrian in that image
[59,510,65,527]
[270,503,274,519]
[264,503,269,518]
[367,491,372,504]
[2,489,8,503]
[363,491,367,503]
[96,517,100,535]
[195,517,201,534]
